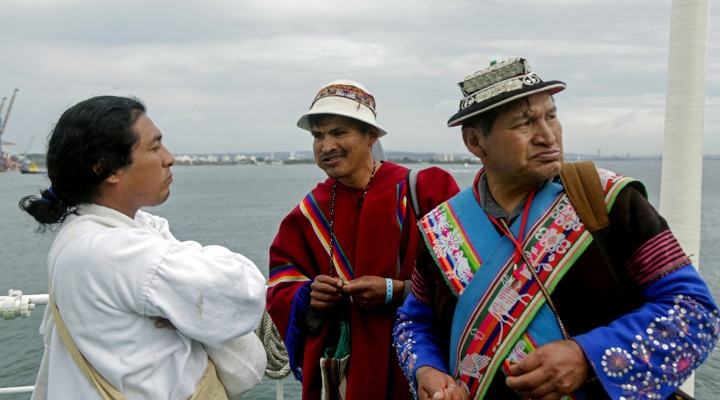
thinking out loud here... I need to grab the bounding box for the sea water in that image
[1,160,719,399]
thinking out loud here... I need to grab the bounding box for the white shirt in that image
[32,204,267,400]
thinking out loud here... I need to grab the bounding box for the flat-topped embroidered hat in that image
[297,79,388,137]
[447,58,566,127]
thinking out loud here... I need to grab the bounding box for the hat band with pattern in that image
[460,72,542,111]
[296,79,388,138]
[311,84,377,116]
[447,58,566,127]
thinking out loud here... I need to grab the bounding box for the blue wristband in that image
[385,278,393,304]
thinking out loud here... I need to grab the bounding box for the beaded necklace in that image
[328,160,377,278]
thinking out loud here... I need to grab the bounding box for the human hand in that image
[416,366,469,400]
[342,275,388,309]
[309,274,344,311]
[506,339,589,400]
[149,316,176,330]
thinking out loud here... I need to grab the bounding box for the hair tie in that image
[41,187,60,204]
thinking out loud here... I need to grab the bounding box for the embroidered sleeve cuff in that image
[573,265,719,400]
[394,293,450,397]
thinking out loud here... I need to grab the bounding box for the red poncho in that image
[267,161,459,400]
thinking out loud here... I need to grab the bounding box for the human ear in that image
[367,127,379,146]
[95,161,122,184]
[462,127,486,158]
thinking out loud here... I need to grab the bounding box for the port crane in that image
[0,88,19,170]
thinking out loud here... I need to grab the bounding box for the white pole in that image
[277,379,284,400]
[659,0,710,396]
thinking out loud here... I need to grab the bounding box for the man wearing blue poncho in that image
[393,57,719,400]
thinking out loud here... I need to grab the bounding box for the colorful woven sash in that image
[418,169,635,399]
[300,192,355,281]
[292,180,410,282]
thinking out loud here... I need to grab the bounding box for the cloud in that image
[0,0,717,156]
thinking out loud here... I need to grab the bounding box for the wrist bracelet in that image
[384,278,393,304]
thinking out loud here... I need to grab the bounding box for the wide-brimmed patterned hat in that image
[297,79,388,137]
[447,58,566,127]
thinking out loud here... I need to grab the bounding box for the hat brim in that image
[297,93,388,137]
[447,80,566,127]
[297,109,388,137]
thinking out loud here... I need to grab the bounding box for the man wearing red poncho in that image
[267,79,459,400]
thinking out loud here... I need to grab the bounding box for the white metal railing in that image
[0,386,33,395]
[1,290,48,320]
[1,289,289,399]
[1,289,46,395]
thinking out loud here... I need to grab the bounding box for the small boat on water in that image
[20,160,46,175]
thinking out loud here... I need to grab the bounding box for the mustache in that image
[318,151,346,160]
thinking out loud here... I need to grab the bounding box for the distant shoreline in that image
[9,152,720,168]
[168,152,720,166]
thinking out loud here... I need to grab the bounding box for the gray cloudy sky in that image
[0,0,717,157]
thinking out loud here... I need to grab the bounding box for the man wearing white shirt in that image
[20,95,266,399]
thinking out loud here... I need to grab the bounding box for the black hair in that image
[19,95,146,229]
[307,114,375,137]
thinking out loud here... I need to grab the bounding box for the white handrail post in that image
[276,379,283,400]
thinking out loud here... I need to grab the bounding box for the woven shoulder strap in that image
[559,160,608,232]
[403,167,422,301]
[406,168,420,216]
[48,284,127,400]
[559,160,629,299]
